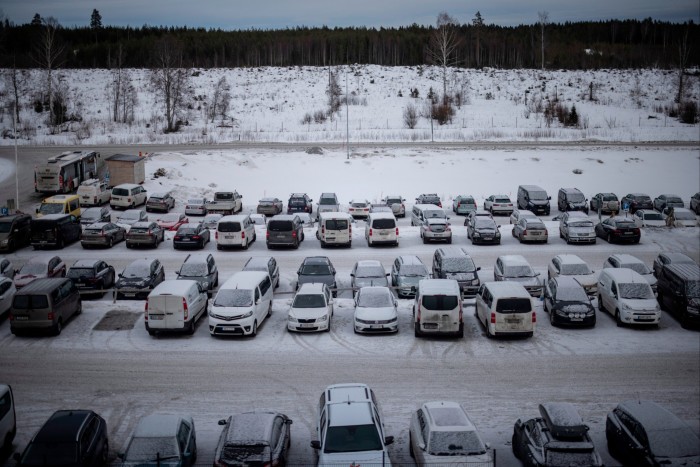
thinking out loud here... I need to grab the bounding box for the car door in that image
[475,285,487,324]
[544,279,556,311]
[177,419,196,466]
[79,415,102,466]
[414,408,428,465]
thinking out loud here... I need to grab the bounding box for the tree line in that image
[0,15,698,69]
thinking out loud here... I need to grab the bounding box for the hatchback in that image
[176,253,218,293]
[14,410,109,467]
[115,209,148,226]
[509,209,537,225]
[420,218,452,244]
[287,282,333,332]
[173,223,211,249]
[557,211,596,244]
[512,217,548,243]
[296,256,337,296]
[348,199,371,218]
[125,221,165,248]
[67,259,116,295]
[595,216,640,243]
[351,260,389,292]
[484,194,513,215]
[620,192,654,213]
[80,222,126,248]
[80,206,111,226]
[145,192,175,213]
[256,197,283,216]
[544,277,596,327]
[467,216,501,244]
[156,212,189,231]
[653,193,684,212]
[354,286,399,333]
[119,414,197,467]
[184,197,208,216]
[214,412,292,467]
[14,256,66,289]
[115,258,165,299]
[631,209,665,228]
[452,195,477,215]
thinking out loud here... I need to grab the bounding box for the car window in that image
[177,421,191,453]
[272,417,284,449]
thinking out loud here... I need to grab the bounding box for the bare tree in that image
[538,11,549,70]
[33,17,65,127]
[326,67,342,118]
[428,12,461,99]
[5,60,26,124]
[209,76,231,123]
[403,103,418,129]
[150,36,191,133]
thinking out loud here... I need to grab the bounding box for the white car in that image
[116,209,148,226]
[597,268,660,326]
[548,254,598,294]
[509,209,537,225]
[409,401,492,466]
[632,209,665,228]
[484,194,514,215]
[603,253,657,293]
[287,283,333,332]
[353,286,398,334]
[348,199,371,218]
[0,277,16,316]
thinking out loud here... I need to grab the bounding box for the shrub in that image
[403,103,418,129]
[679,101,698,124]
[431,101,454,125]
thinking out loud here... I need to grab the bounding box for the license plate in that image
[423,323,438,329]
[149,314,164,320]
[13,316,28,320]
[222,326,238,331]
[326,236,335,240]
[277,235,285,238]
[124,293,136,297]
[637,316,655,320]
[180,238,190,242]
[299,323,316,328]
[623,232,632,235]
[369,324,382,329]
[570,318,583,321]
[379,231,388,236]
[225,235,235,239]
[483,237,492,240]
[505,318,521,324]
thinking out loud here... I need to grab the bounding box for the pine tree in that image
[30,13,42,26]
[90,9,102,29]
[568,105,579,127]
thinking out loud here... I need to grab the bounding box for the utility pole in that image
[13,102,19,211]
[345,69,349,160]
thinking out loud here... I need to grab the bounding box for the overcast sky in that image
[2,0,698,29]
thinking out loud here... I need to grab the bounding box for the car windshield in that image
[38,203,64,214]
[125,437,180,461]
[546,450,597,467]
[556,285,589,302]
[123,264,151,278]
[214,289,253,307]
[560,263,591,275]
[568,193,585,202]
[357,290,393,307]
[443,257,474,273]
[67,267,95,278]
[319,197,336,205]
[293,294,326,308]
[674,211,696,220]
[180,263,207,277]
[643,212,663,221]
[0,222,12,233]
[429,431,486,456]
[504,265,534,277]
[356,266,385,278]
[422,295,459,310]
[21,442,77,465]
[386,198,401,205]
[569,221,594,228]
[647,427,700,458]
[529,191,548,200]
[668,197,683,204]
[323,424,382,453]
[20,263,47,275]
[400,265,429,277]
[621,263,651,275]
[618,283,654,299]
[475,219,497,229]
[301,264,331,276]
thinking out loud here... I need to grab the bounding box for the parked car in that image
[125,221,165,248]
[287,282,334,332]
[243,256,280,289]
[351,260,389,292]
[413,279,463,338]
[176,253,218,293]
[604,253,657,293]
[216,214,256,250]
[208,271,273,337]
[311,383,394,466]
[621,192,654,213]
[14,410,108,467]
[412,204,448,226]
[467,216,501,244]
[287,192,313,214]
[653,193,684,212]
[145,191,176,212]
[432,247,481,298]
[0,213,32,252]
[452,195,477,215]
[547,254,598,294]
[184,197,208,216]
[517,185,551,215]
[365,212,399,247]
[214,412,292,467]
[484,194,514,215]
[509,209,537,225]
[119,414,197,467]
[315,192,339,218]
[296,256,337,296]
[145,280,208,336]
[557,211,596,244]
[80,206,111,226]
[632,209,666,228]
[0,257,15,280]
[10,278,81,336]
[512,217,548,243]
[0,277,17,316]
[597,268,660,326]
[494,255,542,297]
[476,281,535,338]
[606,400,700,466]
[201,213,222,230]
[256,197,284,216]
[267,214,304,249]
[383,195,406,217]
[155,212,189,231]
[656,263,700,329]
[110,183,147,210]
[115,209,148,226]
[653,252,695,278]
[409,401,492,466]
[595,216,641,243]
[544,277,596,327]
[173,222,211,249]
[115,258,165,299]
[0,384,15,451]
[77,178,111,207]
[590,192,620,213]
[348,199,371,218]
[390,255,430,298]
[30,214,81,249]
[691,192,700,214]
[420,217,452,244]
[67,259,116,295]
[416,193,442,207]
[80,222,126,248]
[513,402,603,467]
[14,256,65,289]
[465,209,492,224]
[663,207,698,227]
[354,286,398,334]
[317,212,352,248]
[295,212,315,227]
[370,204,393,214]
[557,187,589,213]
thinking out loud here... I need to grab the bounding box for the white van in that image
[110,183,147,210]
[0,384,15,452]
[316,212,353,247]
[145,280,208,336]
[216,214,256,250]
[597,269,661,327]
[77,178,111,207]
[476,282,535,338]
[365,212,399,247]
[411,204,448,226]
[209,271,273,336]
[413,279,463,338]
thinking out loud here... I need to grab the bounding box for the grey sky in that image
[2,0,698,29]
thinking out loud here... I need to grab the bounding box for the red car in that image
[155,213,189,231]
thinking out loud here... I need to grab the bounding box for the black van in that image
[557,188,589,213]
[30,214,81,249]
[656,263,700,329]
[10,277,82,336]
[0,214,32,252]
[517,185,551,215]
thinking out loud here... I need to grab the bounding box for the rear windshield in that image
[560,263,591,275]
[643,212,663,220]
[325,219,348,230]
[38,203,64,215]
[319,197,337,205]
[495,197,511,203]
[351,202,368,208]
[268,220,293,232]
[615,221,636,229]
[424,210,445,219]
[218,222,241,233]
[128,227,150,234]
[674,211,696,220]
[371,218,395,229]
[429,431,486,456]
[621,263,651,275]
[213,289,253,307]
[386,198,402,205]
[13,295,49,309]
[569,221,594,228]
[503,265,534,277]
[603,194,618,201]
[112,188,129,196]
[289,199,306,206]
[301,264,332,275]
[496,298,532,313]
[20,263,47,275]
[177,227,197,235]
[422,295,459,311]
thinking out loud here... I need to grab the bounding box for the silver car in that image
[80,206,111,226]
[420,218,452,244]
[513,217,548,243]
[558,211,596,244]
[484,194,514,215]
[509,209,537,225]
[384,195,406,218]
[185,197,208,216]
[494,254,543,297]
[350,260,389,293]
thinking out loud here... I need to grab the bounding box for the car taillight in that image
[633,228,640,234]
[58,175,64,188]
[321,226,325,234]
[416,307,421,322]
[144,302,149,320]
[93,196,97,203]
[127,198,132,202]
[532,311,537,323]
[292,231,297,238]
[174,236,180,241]
[192,235,201,240]
[48,312,55,320]
[266,231,270,238]
[613,229,621,234]
[349,225,352,234]
[241,231,245,239]
[490,312,496,324]
[396,227,399,236]
[369,228,373,237]
[183,298,189,320]
[523,229,528,235]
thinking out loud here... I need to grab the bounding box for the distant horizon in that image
[2,0,698,30]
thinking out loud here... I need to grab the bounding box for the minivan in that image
[476,282,535,338]
[413,279,463,338]
[557,187,589,213]
[432,247,481,298]
[29,214,82,249]
[0,384,15,452]
[9,277,81,336]
[365,212,399,247]
[77,178,111,207]
[36,194,81,219]
[216,214,257,250]
[209,271,273,336]
[517,185,551,215]
[0,214,32,252]
[110,183,147,210]
[266,214,304,249]
[316,212,353,247]
[411,204,448,226]
[145,280,208,336]
[597,268,660,326]
[656,263,700,329]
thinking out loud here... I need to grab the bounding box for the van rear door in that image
[149,294,184,329]
[494,298,533,332]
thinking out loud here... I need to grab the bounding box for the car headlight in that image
[288,315,297,323]
[318,315,328,322]
[473,232,481,237]
[242,310,254,318]
[495,232,501,238]
[0,240,7,246]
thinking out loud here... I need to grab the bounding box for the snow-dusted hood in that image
[620,297,659,311]
[14,273,47,287]
[506,276,541,287]
[445,272,477,282]
[289,306,329,321]
[354,305,397,322]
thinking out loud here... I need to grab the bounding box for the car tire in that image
[101,441,109,464]
[53,319,63,336]
[186,319,196,335]
[147,328,156,336]
[615,309,623,327]
[447,237,452,244]
[409,433,415,458]
[607,233,613,243]
[325,318,331,332]
[251,320,258,337]
[320,240,326,248]
[550,309,556,326]
[108,237,113,248]
[267,302,272,318]
[75,301,82,316]
[217,244,222,250]
[422,236,427,244]
[243,239,249,250]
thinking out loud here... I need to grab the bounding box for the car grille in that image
[356,318,397,325]
[210,312,246,321]
[298,318,317,324]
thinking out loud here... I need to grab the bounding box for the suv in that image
[267,214,304,248]
[432,247,481,298]
[391,255,430,298]
[494,255,543,297]
[383,195,406,217]
[0,214,32,252]
[315,192,339,219]
[557,187,589,213]
[513,403,603,467]
[656,263,700,329]
[287,193,313,214]
[620,193,654,213]
[311,383,394,466]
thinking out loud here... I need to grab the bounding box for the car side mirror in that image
[35,208,40,213]
[419,442,426,451]
[535,272,541,276]
[310,440,321,450]
[118,273,123,278]
[547,196,552,200]
[384,436,395,445]
[286,419,293,425]
[476,266,481,271]
[350,273,355,277]
[218,419,228,425]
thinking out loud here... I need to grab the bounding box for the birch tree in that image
[33,17,65,127]
[150,36,191,133]
[428,12,460,100]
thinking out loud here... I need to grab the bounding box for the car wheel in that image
[217,244,222,250]
[409,432,415,458]
[75,301,82,316]
[53,319,63,336]
[550,309,556,326]
[147,328,156,336]
[108,237,113,248]
[422,236,428,244]
[447,237,452,244]
[251,320,258,337]
[320,240,326,248]
[186,319,196,335]
[598,295,605,312]
[615,309,623,327]
[325,318,331,332]
[101,441,109,464]
[607,233,613,243]
[267,302,272,318]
